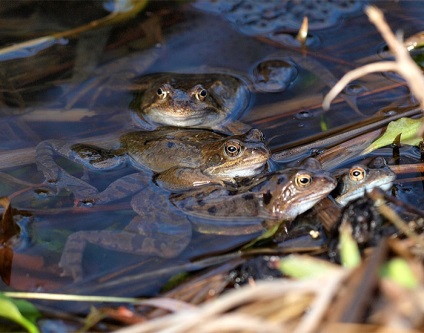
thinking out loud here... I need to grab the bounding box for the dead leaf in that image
[0,197,20,243]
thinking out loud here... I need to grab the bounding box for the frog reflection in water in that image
[130,73,252,134]
[36,127,270,197]
[59,158,337,280]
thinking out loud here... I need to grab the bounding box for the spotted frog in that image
[59,158,337,280]
[170,158,337,233]
[36,127,270,200]
[130,73,252,134]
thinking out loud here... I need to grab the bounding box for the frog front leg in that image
[154,167,226,191]
[59,190,192,281]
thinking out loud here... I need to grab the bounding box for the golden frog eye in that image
[295,173,312,187]
[156,86,168,100]
[349,166,366,181]
[194,85,208,101]
[224,140,242,157]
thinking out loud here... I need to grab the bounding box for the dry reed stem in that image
[116,270,349,333]
[322,6,424,136]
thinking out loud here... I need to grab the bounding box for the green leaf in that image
[362,117,423,155]
[0,294,39,333]
[320,115,329,131]
[381,258,418,289]
[339,223,361,269]
[79,306,107,333]
[278,255,340,279]
[241,222,281,249]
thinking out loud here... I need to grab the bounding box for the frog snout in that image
[172,99,193,112]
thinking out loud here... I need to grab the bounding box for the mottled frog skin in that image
[170,158,337,233]
[58,158,336,281]
[130,73,251,133]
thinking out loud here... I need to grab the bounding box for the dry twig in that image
[322,6,424,136]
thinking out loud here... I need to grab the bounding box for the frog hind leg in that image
[36,140,72,183]
[60,193,191,281]
[93,172,152,204]
[154,167,224,191]
[36,140,99,199]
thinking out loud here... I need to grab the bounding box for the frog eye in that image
[156,86,168,100]
[349,166,366,181]
[194,85,208,101]
[224,140,242,157]
[295,173,313,187]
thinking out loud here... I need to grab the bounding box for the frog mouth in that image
[156,107,220,124]
[271,188,334,219]
[337,175,396,203]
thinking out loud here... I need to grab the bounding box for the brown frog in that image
[59,158,337,280]
[36,127,270,197]
[130,73,252,134]
[170,158,337,234]
[332,157,396,207]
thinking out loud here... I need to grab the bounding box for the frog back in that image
[120,129,224,173]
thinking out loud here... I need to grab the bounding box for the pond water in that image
[1,0,424,310]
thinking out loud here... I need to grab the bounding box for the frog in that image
[130,63,360,136]
[58,158,337,280]
[309,157,396,235]
[332,157,396,207]
[170,158,338,233]
[130,73,252,134]
[36,127,270,199]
